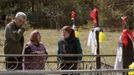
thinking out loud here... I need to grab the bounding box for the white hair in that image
[15,12,27,20]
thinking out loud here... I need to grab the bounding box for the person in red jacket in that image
[120,14,134,75]
[90,7,99,27]
[71,9,76,25]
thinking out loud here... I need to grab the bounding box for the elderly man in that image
[4,12,27,70]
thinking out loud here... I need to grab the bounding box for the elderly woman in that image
[22,30,48,70]
[4,12,27,70]
[57,26,82,75]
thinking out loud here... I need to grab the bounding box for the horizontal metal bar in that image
[0,54,116,57]
[0,69,133,74]
[0,60,96,64]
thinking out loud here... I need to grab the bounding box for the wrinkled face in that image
[16,18,26,27]
[62,30,70,38]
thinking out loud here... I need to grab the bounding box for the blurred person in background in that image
[4,12,27,70]
[22,30,48,70]
[114,12,134,75]
[57,25,82,75]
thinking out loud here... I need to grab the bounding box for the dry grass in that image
[0,28,121,69]
[0,28,120,54]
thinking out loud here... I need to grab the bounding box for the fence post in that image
[95,27,101,69]
[95,27,101,75]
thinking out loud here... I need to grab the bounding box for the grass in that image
[0,28,121,69]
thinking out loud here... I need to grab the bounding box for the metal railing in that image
[0,69,134,75]
[0,54,133,75]
[0,54,115,69]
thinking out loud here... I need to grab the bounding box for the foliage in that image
[0,0,134,29]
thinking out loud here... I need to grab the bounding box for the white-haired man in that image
[4,12,27,70]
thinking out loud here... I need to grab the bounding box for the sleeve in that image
[43,47,48,60]
[44,49,48,55]
[87,31,92,47]
[128,30,134,41]
[5,25,25,42]
[57,41,62,61]
[57,41,61,54]
[22,45,31,70]
[43,45,48,55]
[76,38,83,60]
[121,29,128,47]
[22,45,31,55]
